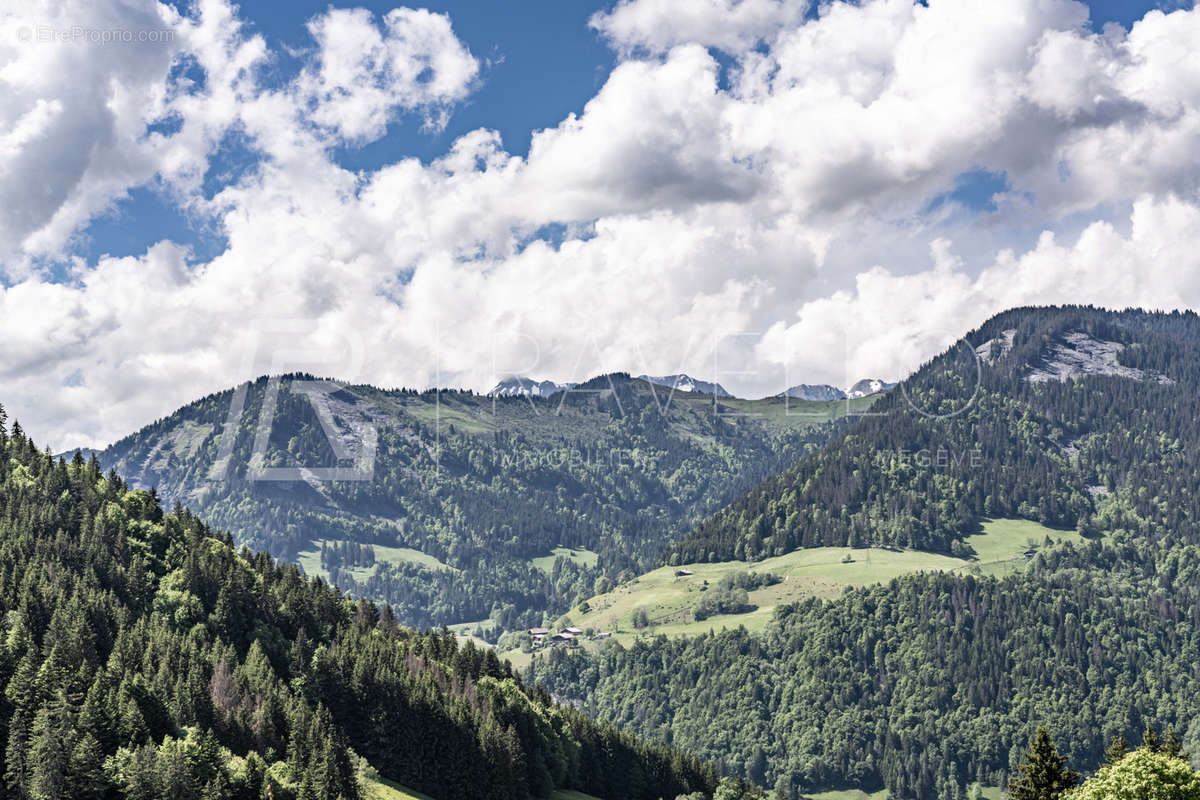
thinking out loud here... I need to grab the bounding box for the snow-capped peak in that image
[637,374,733,397]
[487,376,575,398]
[777,384,847,401]
[845,378,896,398]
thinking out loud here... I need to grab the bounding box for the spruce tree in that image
[1105,733,1128,764]
[1008,728,1079,800]
[1165,727,1185,759]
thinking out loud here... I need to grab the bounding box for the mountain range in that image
[635,373,733,397]
[90,373,868,631]
[776,378,897,401]
[488,372,897,400]
[21,304,1200,799]
[531,305,1200,797]
[487,376,577,397]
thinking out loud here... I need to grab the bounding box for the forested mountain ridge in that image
[94,373,858,629]
[527,306,1200,798]
[0,406,720,800]
[533,541,1200,797]
[668,305,1200,563]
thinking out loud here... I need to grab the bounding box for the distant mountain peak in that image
[487,376,576,398]
[637,374,734,398]
[846,378,896,398]
[777,379,894,401]
[777,384,847,401]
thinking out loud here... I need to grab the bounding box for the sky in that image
[2,0,1200,450]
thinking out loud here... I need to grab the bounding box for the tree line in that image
[97,374,841,629]
[0,403,717,799]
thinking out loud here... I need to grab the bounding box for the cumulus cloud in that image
[298,7,478,142]
[0,0,182,266]
[4,0,1200,450]
[520,45,760,218]
[0,0,477,271]
[591,0,810,55]
[759,195,1200,384]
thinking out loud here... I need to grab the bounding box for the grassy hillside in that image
[530,307,1200,799]
[297,539,454,584]
[532,546,600,573]
[94,374,860,629]
[668,306,1200,564]
[363,775,437,800]
[962,518,1090,576]
[802,788,1000,800]
[496,519,1077,667]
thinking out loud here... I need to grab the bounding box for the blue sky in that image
[84,1,617,263]
[78,0,1175,265]
[7,0,1200,448]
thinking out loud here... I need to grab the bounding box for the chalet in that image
[528,627,550,637]
[551,632,575,645]
[675,569,694,577]
[563,627,583,636]
[592,632,612,640]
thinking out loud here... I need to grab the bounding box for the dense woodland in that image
[668,306,1200,562]
[533,307,1200,797]
[533,540,1200,797]
[99,375,844,628]
[16,304,1200,798]
[0,405,720,799]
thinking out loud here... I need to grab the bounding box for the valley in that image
[5,305,1200,800]
[14,0,1200,796]
[486,518,1083,668]
[95,375,870,631]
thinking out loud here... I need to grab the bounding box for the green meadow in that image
[532,546,600,573]
[362,772,601,800]
[505,519,1078,667]
[297,539,453,583]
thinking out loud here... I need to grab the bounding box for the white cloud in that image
[760,195,1200,384]
[298,7,478,142]
[0,0,181,266]
[5,0,1200,450]
[520,45,760,219]
[591,0,810,55]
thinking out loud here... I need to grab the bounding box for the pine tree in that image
[1143,726,1163,752]
[1165,727,1184,759]
[1105,733,1128,764]
[28,698,72,800]
[69,733,108,799]
[5,710,30,798]
[1008,728,1080,800]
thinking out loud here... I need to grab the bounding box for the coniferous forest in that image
[15,0,1200,795]
[0,407,717,800]
[95,375,850,630]
[668,307,1200,562]
[531,307,1200,797]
